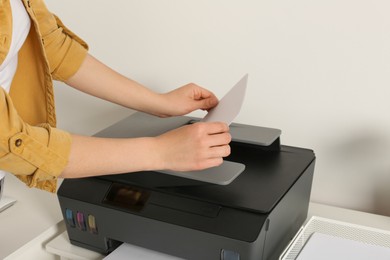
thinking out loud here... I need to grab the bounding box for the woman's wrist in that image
[140,92,174,118]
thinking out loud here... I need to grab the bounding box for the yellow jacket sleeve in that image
[0,89,72,192]
[31,0,89,81]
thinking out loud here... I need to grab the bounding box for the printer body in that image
[57,112,315,260]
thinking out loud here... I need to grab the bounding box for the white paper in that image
[297,232,390,260]
[202,74,248,125]
[103,243,184,260]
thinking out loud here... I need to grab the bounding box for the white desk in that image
[4,202,389,260]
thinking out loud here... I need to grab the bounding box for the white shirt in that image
[0,0,31,188]
[0,0,31,92]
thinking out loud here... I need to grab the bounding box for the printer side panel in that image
[262,159,315,260]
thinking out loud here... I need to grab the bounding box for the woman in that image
[0,0,231,193]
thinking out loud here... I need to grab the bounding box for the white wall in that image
[46,0,390,216]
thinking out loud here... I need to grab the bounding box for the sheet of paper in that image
[297,232,390,260]
[103,243,184,260]
[202,74,248,125]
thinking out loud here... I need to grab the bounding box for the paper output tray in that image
[157,160,245,185]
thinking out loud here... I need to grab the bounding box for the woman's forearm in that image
[59,122,231,179]
[65,53,219,118]
[59,134,162,178]
[65,54,165,116]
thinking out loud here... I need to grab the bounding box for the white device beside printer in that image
[0,171,16,213]
[0,172,5,202]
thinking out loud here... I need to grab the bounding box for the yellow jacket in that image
[0,0,88,192]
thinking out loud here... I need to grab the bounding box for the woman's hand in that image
[155,83,219,118]
[154,121,231,171]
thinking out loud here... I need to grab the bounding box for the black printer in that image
[57,112,315,260]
